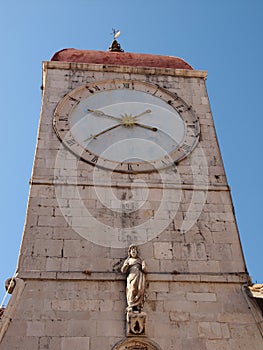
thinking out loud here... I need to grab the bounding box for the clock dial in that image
[53,79,200,173]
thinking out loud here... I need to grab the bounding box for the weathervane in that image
[109,28,124,52]
[111,28,121,40]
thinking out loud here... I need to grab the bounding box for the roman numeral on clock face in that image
[58,116,69,122]
[68,96,79,102]
[65,138,76,146]
[181,143,192,153]
[91,155,99,163]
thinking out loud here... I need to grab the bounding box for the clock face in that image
[53,79,200,173]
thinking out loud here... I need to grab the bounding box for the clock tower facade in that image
[0,48,262,349]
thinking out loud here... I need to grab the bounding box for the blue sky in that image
[0,0,262,304]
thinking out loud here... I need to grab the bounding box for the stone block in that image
[211,221,226,232]
[99,300,114,312]
[45,320,68,336]
[183,338,206,349]
[21,256,47,270]
[52,299,100,313]
[220,323,231,338]
[190,311,217,322]
[90,336,110,350]
[24,214,38,227]
[194,301,222,316]
[4,320,26,336]
[198,321,230,339]
[182,243,197,260]
[38,215,68,228]
[209,212,235,223]
[153,242,173,259]
[181,242,207,261]
[187,292,217,302]
[146,300,164,312]
[0,336,39,349]
[63,239,88,257]
[212,243,232,260]
[61,337,90,350]
[96,319,123,337]
[169,311,190,322]
[188,260,220,273]
[218,312,254,324]
[33,238,63,257]
[168,259,190,273]
[38,336,51,349]
[219,260,245,274]
[211,338,249,350]
[26,321,45,336]
[46,336,61,348]
[148,282,169,293]
[53,227,78,240]
[66,319,92,337]
[46,257,62,270]
[164,300,196,313]
[28,226,53,239]
[230,243,244,260]
[212,230,237,244]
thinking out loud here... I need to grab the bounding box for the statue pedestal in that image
[126,310,147,336]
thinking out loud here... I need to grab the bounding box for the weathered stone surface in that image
[0,56,262,350]
[61,337,90,350]
[187,292,217,302]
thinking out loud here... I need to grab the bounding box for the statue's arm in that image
[121,259,130,273]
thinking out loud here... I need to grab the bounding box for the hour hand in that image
[134,122,158,132]
[88,109,121,122]
[84,123,122,142]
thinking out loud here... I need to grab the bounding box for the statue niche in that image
[121,244,147,336]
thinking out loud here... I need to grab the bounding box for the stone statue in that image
[121,244,146,312]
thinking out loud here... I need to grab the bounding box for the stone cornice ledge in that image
[30,179,230,192]
[18,271,249,284]
[43,61,208,79]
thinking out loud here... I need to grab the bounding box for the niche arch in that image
[112,337,162,350]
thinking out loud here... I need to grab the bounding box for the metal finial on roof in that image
[109,28,124,52]
[111,28,121,40]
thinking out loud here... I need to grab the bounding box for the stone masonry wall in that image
[17,62,245,275]
[1,62,261,349]
[1,279,262,349]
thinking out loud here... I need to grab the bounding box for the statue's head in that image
[128,244,138,258]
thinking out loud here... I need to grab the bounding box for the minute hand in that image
[133,109,152,119]
[84,123,122,142]
[88,109,121,122]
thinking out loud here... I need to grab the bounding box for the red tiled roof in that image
[51,49,193,70]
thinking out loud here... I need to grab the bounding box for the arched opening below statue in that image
[112,337,162,350]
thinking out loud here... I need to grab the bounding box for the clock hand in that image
[88,109,121,122]
[84,123,122,142]
[134,122,158,132]
[133,109,152,119]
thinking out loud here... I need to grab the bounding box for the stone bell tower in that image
[0,38,262,350]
